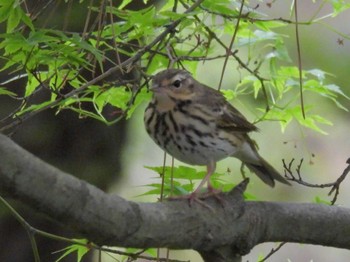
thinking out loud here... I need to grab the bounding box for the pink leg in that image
[197,160,224,203]
[168,160,222,207]
[193,160,216,194]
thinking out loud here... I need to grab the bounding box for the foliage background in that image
[0,0,349,261]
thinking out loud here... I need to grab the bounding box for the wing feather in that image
[196,85,257,133]
[217,103,258,133]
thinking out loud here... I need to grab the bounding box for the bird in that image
[144,68,290,199]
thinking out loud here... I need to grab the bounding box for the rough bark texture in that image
[1,133,350,261]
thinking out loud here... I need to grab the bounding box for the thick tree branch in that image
[1,133,350,260]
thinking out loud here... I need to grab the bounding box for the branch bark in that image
[1,133,350,262]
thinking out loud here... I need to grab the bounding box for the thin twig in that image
[0,195,187,262]
[259,242,286,262]
[180,0,270,109]
[218,0,245,91]
[0,195,40,261]
[328,158,350,205]
[0,0,206,133]
[293,0,305,119]
[283,158,350,205]
[108,0,123,74]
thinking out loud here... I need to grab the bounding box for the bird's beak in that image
[150,84,162,93]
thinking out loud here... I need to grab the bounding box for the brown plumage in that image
[144,69,290,195]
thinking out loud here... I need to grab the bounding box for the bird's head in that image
[151,69,196,103]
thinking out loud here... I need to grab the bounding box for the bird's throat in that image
[154,93,176,112]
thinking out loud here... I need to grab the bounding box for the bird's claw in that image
[167,188,225,209]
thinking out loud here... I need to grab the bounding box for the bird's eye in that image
[172,80,181,88]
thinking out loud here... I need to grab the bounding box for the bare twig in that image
[328,158,350,205]
[283,158,350,205]
[259,242,286,262]
[0,195,40,261]
[198,4,299,24]
[218,0,245,91]
[293,0,305,119]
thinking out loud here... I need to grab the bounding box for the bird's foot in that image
[167,192,210,208]
[167,187,224,208]
[199,186,225,206]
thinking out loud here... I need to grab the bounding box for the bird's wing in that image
[216,102,258,133]
[196,83,258,133]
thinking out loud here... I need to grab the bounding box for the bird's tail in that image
[243,157,290,187]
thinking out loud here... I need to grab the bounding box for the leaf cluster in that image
[0,0,348,134]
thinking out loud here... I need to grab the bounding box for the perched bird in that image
[144,69,290,197]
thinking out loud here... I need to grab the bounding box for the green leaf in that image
[143,165,235,197]
[261,105,332,134]
[253,20,287,31]
[0,0,13,24]
[267,38,292,63]
[146,54,169,75]
[253,78,262,98]
[15,100,53,116]
[0,32,27,54]
[221,89,236,101]
[201,0,240,16]
[303,79,349,111]
[307,69,328,83]
[158,0,174,12]
[295,113,332,135]
[325,84,349,99]
[278,66,302,78]
[172,184,192,195]
[55,239,90,262]
[0,87,16,97]
[145,165,205,180]
[7,6,21,33]
[243,192,258,201]
[68,107,108,123]
[20,9,34,31]
[314,196,331,205]
[24,74,40,97]
[329,0,350,16]
[237,29,278,46]
[118,0,132,10]
[126,88,152,119]
[160,11,191,19]
[93,86,132,113]
[140,179,194,197]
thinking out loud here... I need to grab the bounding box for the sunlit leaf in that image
[329,0,350,16]
[307,68,327,80]
[0,87,16,97]
[145,165,204,180]
[24,74,40,97]
[0,0,13,23]
[126,88,152,119]
[325,84,350,99]
[221,89,236,101]
[16,101,53,116]
[6,4,21,33]
[314,196,331,205]
[93,86,131,114]
[118,0,132,10]
[55,239,90,262]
